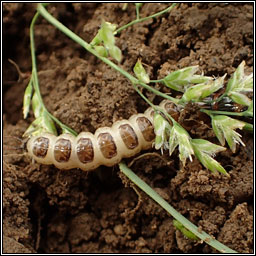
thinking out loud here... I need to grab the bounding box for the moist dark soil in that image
[3,3,253,253]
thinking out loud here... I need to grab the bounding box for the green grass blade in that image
[119,162,237,253]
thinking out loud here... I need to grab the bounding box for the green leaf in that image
[23,78,33,119]
[242,122,253,132]
[32,92,43,118]
[211,115,245,153]
[163,66,212,92]
[93,45,108,57]
[23,117,44,137]
[242,73,253,91]
[226,61,244,93]
[133,59,150,84]
[189,75,213,84]
[191,139,228,176]
[153,113,171,151]
[23,110,57,137]
[225,61,253,108]
[168,126,179,156]
[90,33,102,46]
[173,219,199,240]
[168,122,194,165]
[41,111,57,135]
[181,75,225,102]
[229,91,252,106]
[90,21,122,62]
[226,61,253,96]
[99,21,116,47]
[191,139,226,156]
[91,21,116,46]
[109,45,122,62]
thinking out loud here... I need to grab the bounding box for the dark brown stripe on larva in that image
[76,138,94,163]
[136,117,155,142]
[33,137,49,158]
[119,124,139,149]
[98,133,117,159]
[54,138,71,162]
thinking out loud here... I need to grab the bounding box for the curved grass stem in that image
[119,162,237,254]
[115,3,177,34]
[30,12,42,103]
[135,3,141,19]
[30,10,77,136]
[138,81,179,104]
[36,3,179,106]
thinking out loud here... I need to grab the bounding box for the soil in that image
[3,3,253,253]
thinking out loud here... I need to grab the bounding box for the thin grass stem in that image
[36,3,179,106]
[201,109,245,117]
[119,162,237,254]
[30,10,77,136]
[115,3,177,34]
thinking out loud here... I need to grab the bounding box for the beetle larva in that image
[26,100,178,171]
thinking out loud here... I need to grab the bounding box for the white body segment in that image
[26,100,175,171]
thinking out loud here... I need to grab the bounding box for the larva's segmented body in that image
[27,100,178,171]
